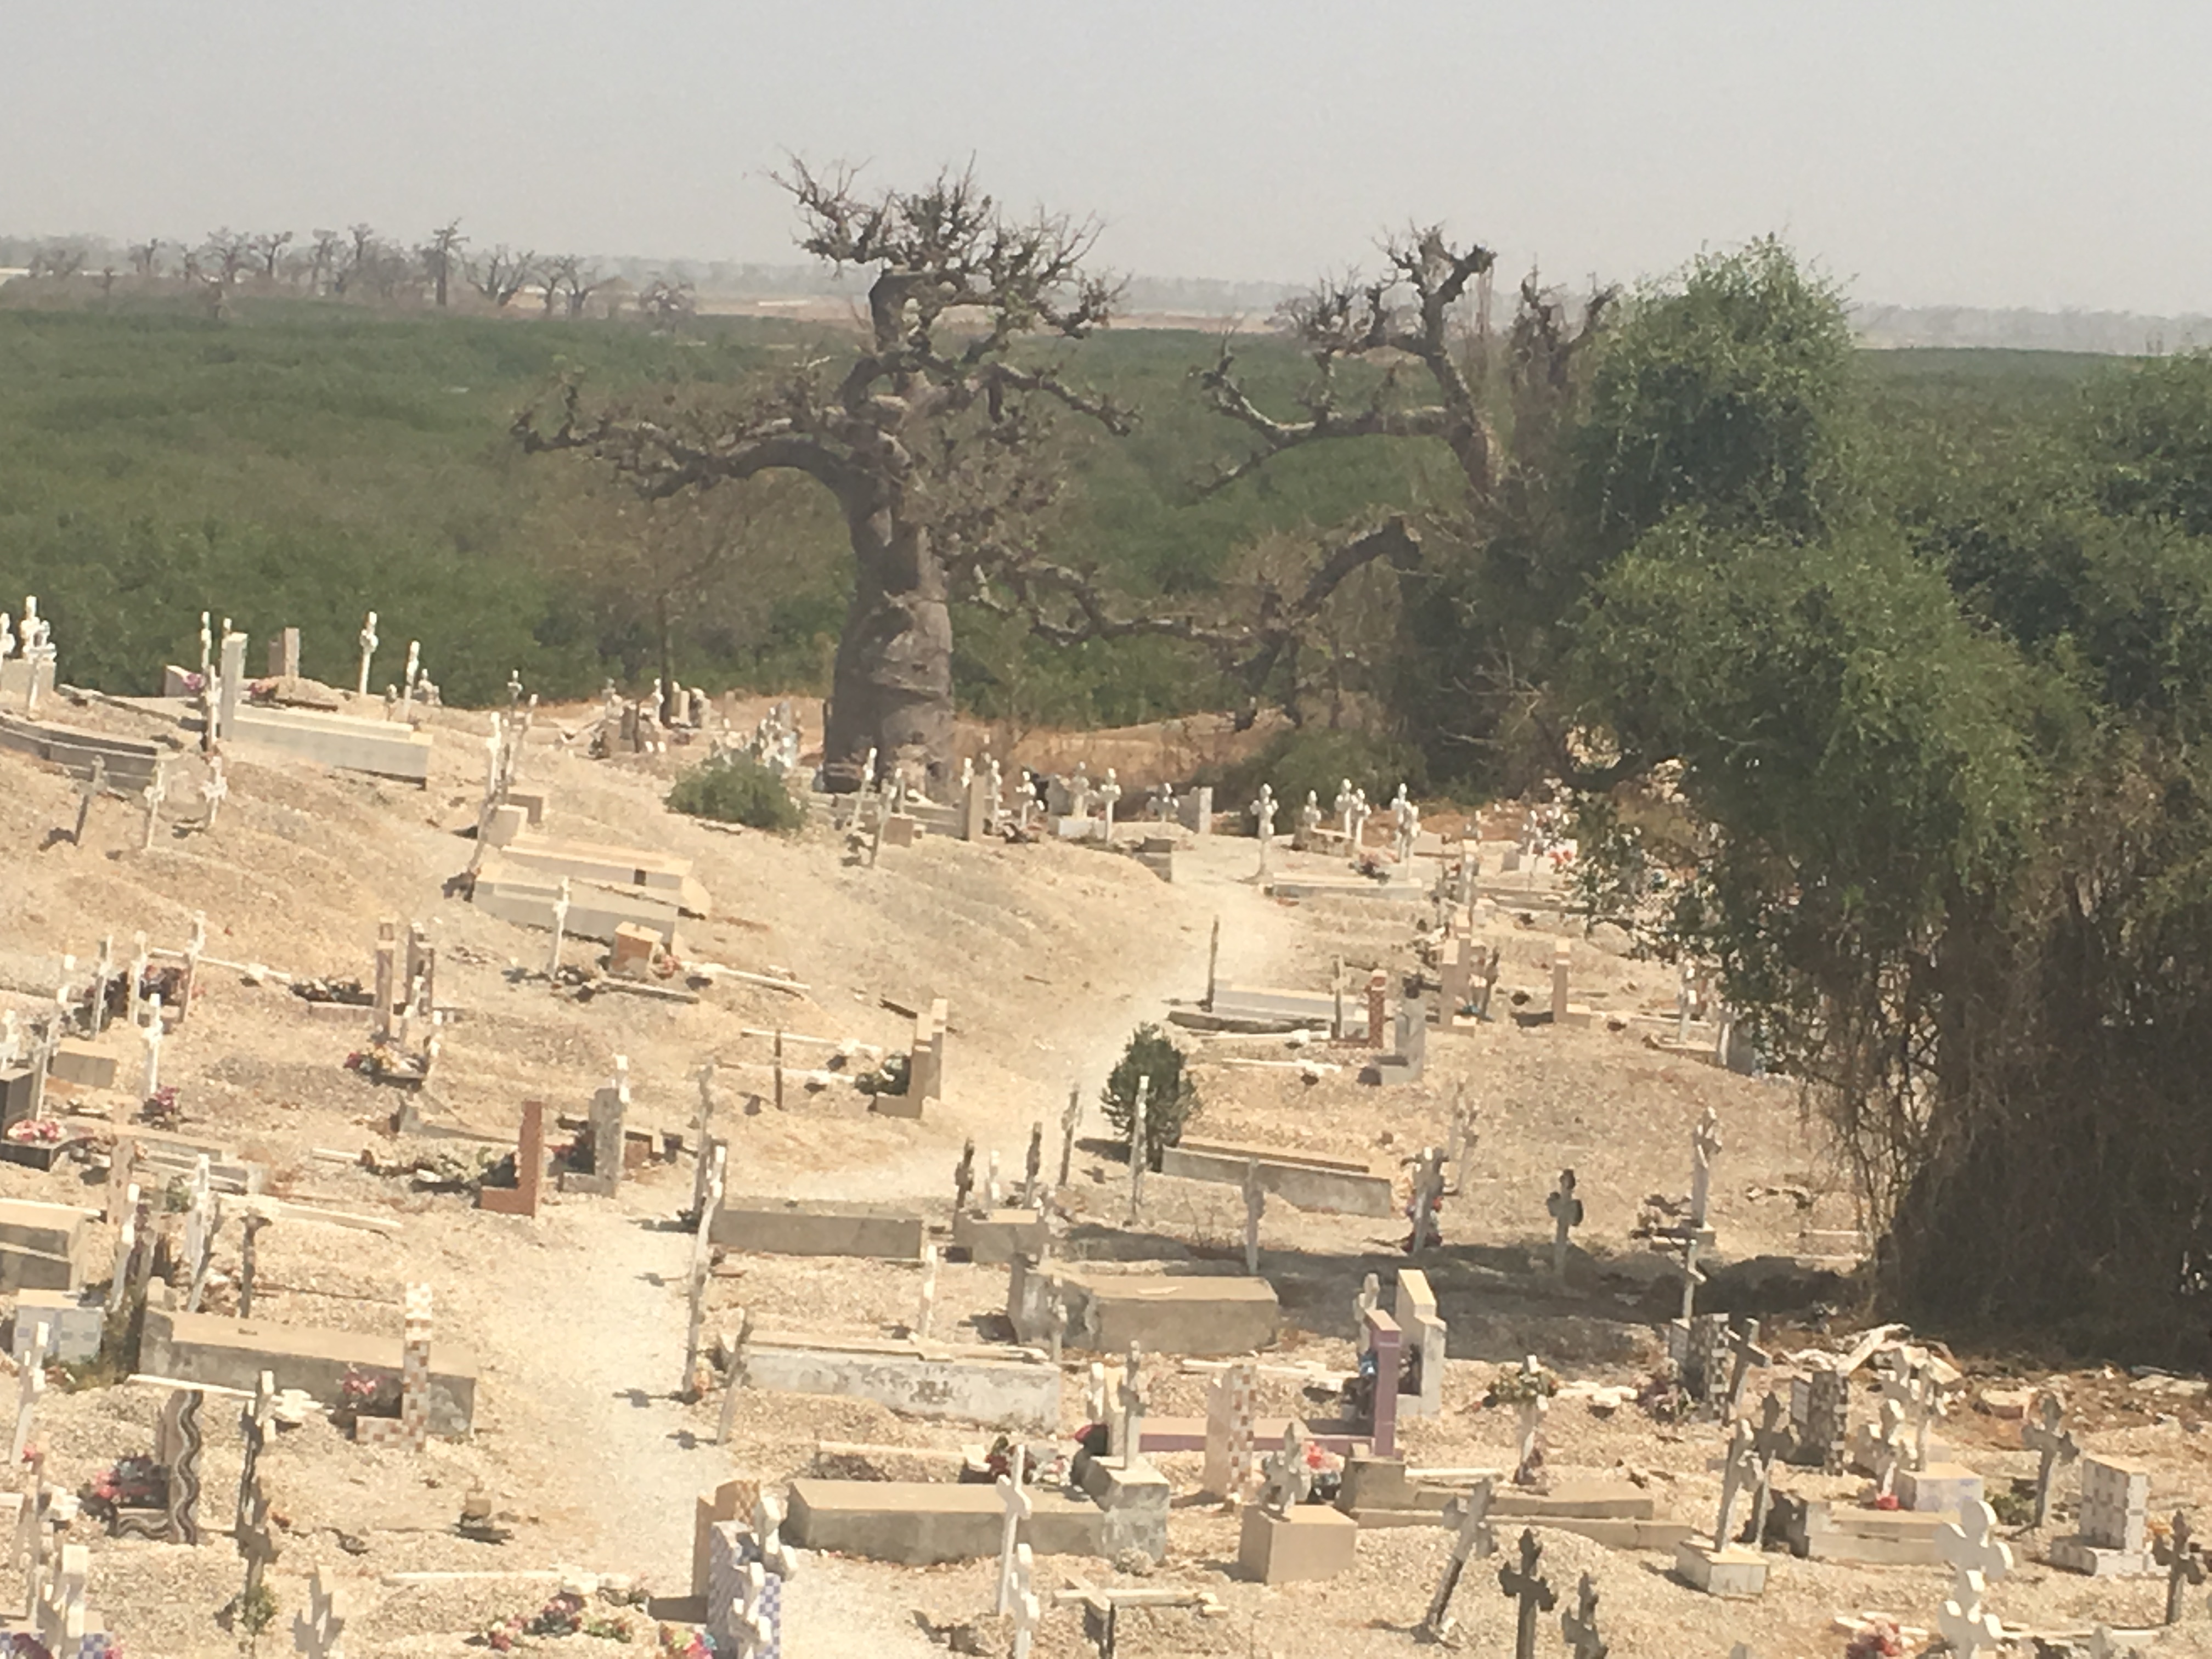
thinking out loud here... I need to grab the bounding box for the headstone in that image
[353,1284,432,1449]
[1790,1366,1850,1470]
[1394,1269,1445,1420]
[2052,1454,2152,1575]
[1200,1361,1258,1503]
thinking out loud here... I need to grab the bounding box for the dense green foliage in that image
[0,291,1426,717]
[663,755,805,833]
[1100,1024,1199,1170]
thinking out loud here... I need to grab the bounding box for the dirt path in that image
[452,830,1297,1650]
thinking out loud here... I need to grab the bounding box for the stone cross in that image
[1746,1390,1793,1546]
[105,1185,140,1319]
[1712,1417,1758,1550]
[1415,1479,1495,1641]
[200,754,229,830]
[1248,785,1277,877]
[1689,1107,1722,1229]
[1546,1169,1582,1278]
[1126,1075,1150,1222]
[1023,1121,1043,1207]
[183,1155,219,1312]
[398,640,422,720]
[1936,1498,2013,1659]
[1097,769,1121,840]
[1085,1362,1108,1429]
[1334,778,1356,843]
[1497,1528,1558,1659]
[1392,785,1418,866]
[356,611,378,698]
[1298,791,1322,844]
[2023,1390,2079,1530]
[239,1207,274,1319]
[1116,1344,1146,1470]
[1348,789,1372,857]
[683,1145,727,1396]
[915,1244,938,1340]
[953,1139,976,1217]
[548,878,571,976]
[1260,1421,1313,1516]
[1408,1146,1446,1255]
[1870,1397,1911,1499]
[986,1150,1003,1209]
[1723,1318,1773,1416]
[1560,1572,1606,1659]
[11,1323,48,1462]
[1672,1227,1711,1324]
[1009,1541,1040,1659]
[994,1446,1032,1615]
[1355,1273,1381,1355]
[139,761,167,849]
[2155,1510,2206,1625]
[1059,1083,1081,1189]
[1242,1158,1265,1275]
[294,1564,349,1658]
[37,1541,87,1654]
[1513,1357,1549,1486]
[72,757,106,847]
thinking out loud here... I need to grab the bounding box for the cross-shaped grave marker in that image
[199,754,229,831]
[71,757,108,848]
[2023,1389,2080,1530]
[1498,1528,1558,1659]
[1126,1075,1150,1222]
[1116,1344,1147,1470]
[1936,1498,2013,1659]
[1723,1318,1773,1417]
[995,1446,1032,1615]
[1711,1418,1758,1551]
[2156,1510,2207,1625]
[1009,1541,1041,1659]
[356,612,378,698]
[1547,1169,1582,1278]
[139,997,166,1100]
[11,1322,48,1462]
[1869,1396,1911,1500]
[1689,1107,1722,1229]
[1415,1477,1494,1641]
[1746,1390,1794,1546]
[953,1139,975,1217]
[1059,1082,1081,1189]
[1260,1421,1314,1515]
[1560,1571,1607,1659]
[1023,1120,1043,1207]
[1408,1146,1446,1255]
[1512,1356,1550,1487]
[1354,1273,1381,1355]
[915,1244,938,1341]
[684,1145,728,1395]
[1248,784,1277,877]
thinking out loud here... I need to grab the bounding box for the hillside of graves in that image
[1,620,2210,1657]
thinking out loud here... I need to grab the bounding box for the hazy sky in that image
[7,1,2210,313]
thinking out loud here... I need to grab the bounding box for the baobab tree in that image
[470,245,537,308]
[518,164,1403,788]
[421,220,466,308]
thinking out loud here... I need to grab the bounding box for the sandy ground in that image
[1,689,2210,1657]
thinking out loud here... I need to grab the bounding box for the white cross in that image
[356,612,378,698]
[1009,1542,1041,1659]
[1097,769,1122,840]
[1690,1107,1722,1228]
[140,996,166,1098]
[1335,778,1356,842]
[11,1323,48,1461]
[1118,1343,1146,1469]
[548,878,571,975]
[1126,1074,1149,1221]
[994,1447,1032,1614]
[1085,1362,1107,1428]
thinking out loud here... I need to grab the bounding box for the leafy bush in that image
[1099,1024,1199,1169]
[665,754,804,832]
[1200,726,1430,833]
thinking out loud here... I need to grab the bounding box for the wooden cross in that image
[1723,1318,1773,1415]
[1497,1527,1558,1659]
[1023,1121,1043,1207]
[1415,1477,1494,1640]
[2156,1510,2206,1625]
[1547,1169,1582,1278]
[2022,1390,2079,1530]
[1746,1390,1793,1545]
[953,1139,975,1216]
[1560,1571,1607,1659]
[1059,1083,1081,1188]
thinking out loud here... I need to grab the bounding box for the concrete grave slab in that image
[712,1197,926,1261]
[1076,1455,1169,1561]
[473,863,681,946]
[0,714,162,794]
[1159,1139,1396,1218]
[224,704,432,786]
[952,1208,1049,1264]
[1238,1505,1358,1583]
[743,1334,1061,1430]
[139,1306,478,1436]
[786,1480,1104,1565]
[1009,1258,1279,1357]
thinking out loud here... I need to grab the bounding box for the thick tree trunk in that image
[820,507,955,793]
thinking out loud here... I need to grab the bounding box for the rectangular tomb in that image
[473,863,682,946]
[1159,1139,1396,1218]
[744,1335,1061,1430]
[1010,1259,1279,1357]
[139,1307,477,1436]
[786,1480,1103,1565]
[711,1197,926,1261]
[225,705,432,786]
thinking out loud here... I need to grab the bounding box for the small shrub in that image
[1100,1024,1199,1170]
[665,755,804,833]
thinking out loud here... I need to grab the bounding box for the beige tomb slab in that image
[1675,1539,1768,1598]
[742,1333,1060,1430]
[710,1197,926,1261]
[1237,1505,1359,1583]
[1159,1138,1396,1218]
[785,1479,1103,1565]
[495,831,712,914]
[1076,1455,1170,1562]
[138,1307,478,1436]
[223,704,432,785]
[951,1208,1050,1264]
[1017,1263,1280,1357]
[473,860,681,945]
